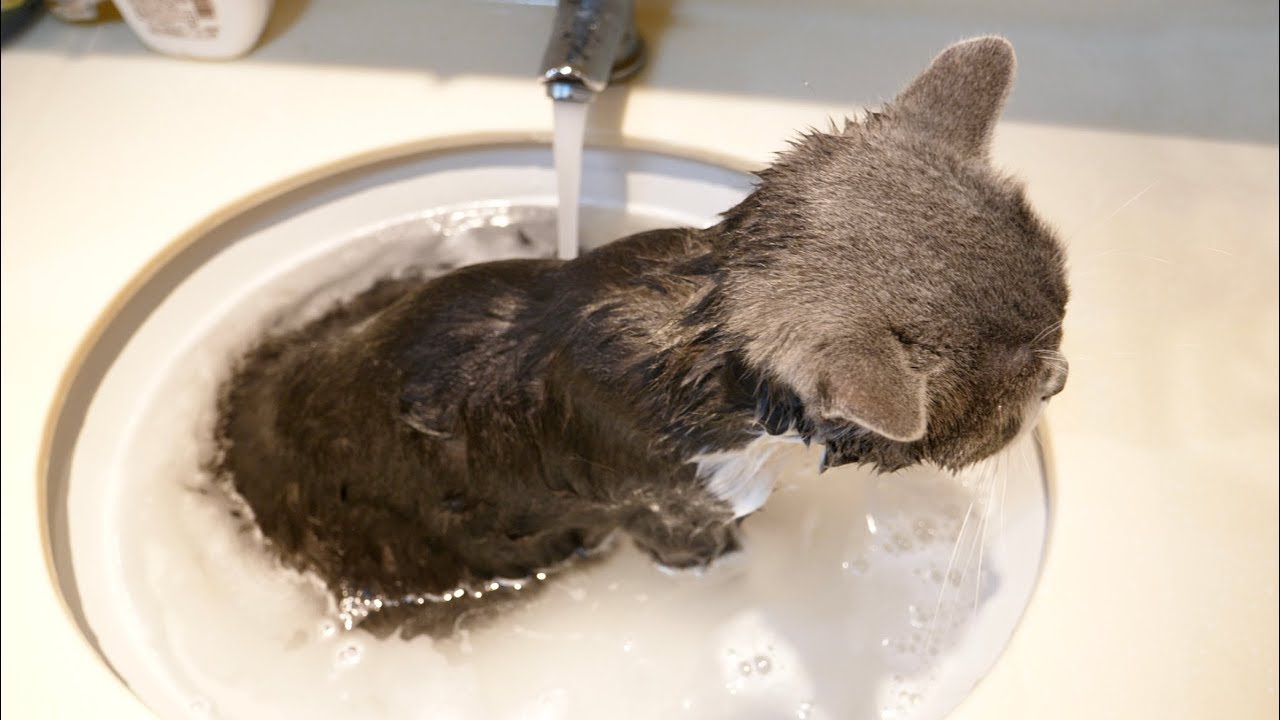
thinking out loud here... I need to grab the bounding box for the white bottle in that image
[111,0,274,60]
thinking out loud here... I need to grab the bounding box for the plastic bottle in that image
[110,0,273,59]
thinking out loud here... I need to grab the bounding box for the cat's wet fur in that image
[214,37,1068,637]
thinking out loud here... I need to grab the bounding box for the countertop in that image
[2,1,1277,718]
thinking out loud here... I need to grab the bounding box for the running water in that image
[552,99,589,260]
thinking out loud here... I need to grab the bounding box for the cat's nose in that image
[1041,361,1068,400]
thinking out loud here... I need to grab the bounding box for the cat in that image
[214,36,1068,638]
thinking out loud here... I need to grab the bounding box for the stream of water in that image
[552,100,589,261]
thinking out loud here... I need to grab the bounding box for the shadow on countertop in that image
[6,0,1277,144]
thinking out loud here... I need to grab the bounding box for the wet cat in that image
[215,37,1068,637]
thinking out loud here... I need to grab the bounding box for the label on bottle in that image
[128,0,219,39]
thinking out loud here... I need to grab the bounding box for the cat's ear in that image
[890,36,1015,159]
[813,334,930,443]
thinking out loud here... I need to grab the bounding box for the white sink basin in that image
[45,144,1052,720]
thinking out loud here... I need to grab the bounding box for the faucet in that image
[540,0,647,103]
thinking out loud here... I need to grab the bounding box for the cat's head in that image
[713,37,1068,471]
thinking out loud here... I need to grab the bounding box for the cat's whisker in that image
[1002,433,1044,564]
[1030,319,1065,345]
[954,472,990,632]
[1052,348,1173,361]
[1063,180,1159,249]
[1070,247,1173,267]
[1036,356,1069,371]
[999,449,1012,560]
[1034,361,1069,374]
[1105,180,1159,218]
[927,489,976,654]
[975,466,998,615]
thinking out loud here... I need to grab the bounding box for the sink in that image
[42,143,1052,720]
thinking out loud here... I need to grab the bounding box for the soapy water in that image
[99,203,1048,720]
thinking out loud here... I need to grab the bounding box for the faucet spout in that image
[540,0,646,103]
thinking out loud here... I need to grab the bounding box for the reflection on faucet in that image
[540,0,647,103]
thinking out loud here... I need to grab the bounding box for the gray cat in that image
[215,36,1068,637]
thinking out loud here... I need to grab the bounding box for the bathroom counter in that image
[2,1,1276,718]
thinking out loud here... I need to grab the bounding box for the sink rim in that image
[35,133,1061,715]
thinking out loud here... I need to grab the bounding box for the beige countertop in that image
[2,1,1277,718]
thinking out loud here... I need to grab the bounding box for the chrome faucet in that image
[540,0,647,103]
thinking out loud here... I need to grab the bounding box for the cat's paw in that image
[632,520,743,575]
[652,541,749,579]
